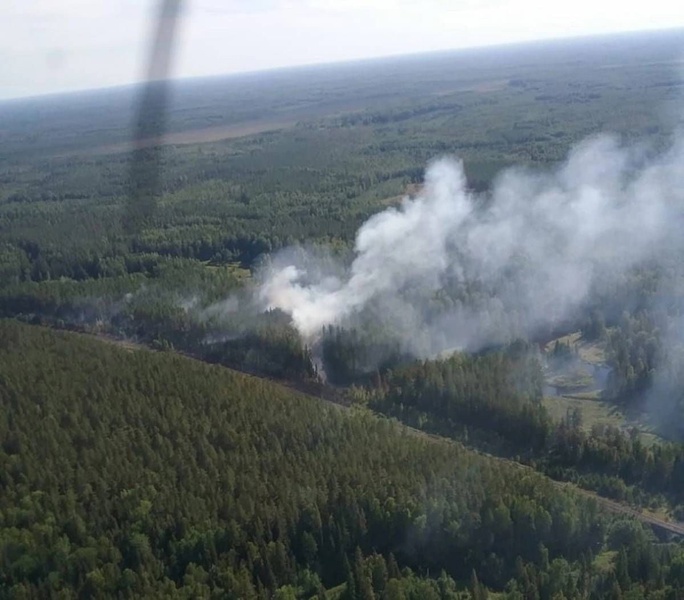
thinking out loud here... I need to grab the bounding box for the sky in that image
[2,0,684,100]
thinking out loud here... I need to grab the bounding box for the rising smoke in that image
[258,134,684,357]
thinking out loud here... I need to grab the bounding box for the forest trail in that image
[578,494,684,536]
[81,329,684,538]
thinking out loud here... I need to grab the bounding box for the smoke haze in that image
[258,134,684,356]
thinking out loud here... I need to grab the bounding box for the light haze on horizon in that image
[2,0,684,101]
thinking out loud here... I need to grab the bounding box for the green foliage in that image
[1,320,675,598]
[369,349,549,454]
[367,346,684,512]
[2,30,684,599]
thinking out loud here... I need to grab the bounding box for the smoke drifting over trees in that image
[259,135,684,357]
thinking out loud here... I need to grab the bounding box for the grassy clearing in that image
[548,371,595,391]
[541,333,671,444]
[578,342,607,365]
[543,395,624,429]
[545,331,607,364]
[203,261,252,280]
[542,394,665,445]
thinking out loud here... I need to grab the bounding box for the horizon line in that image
[2,25,683,105]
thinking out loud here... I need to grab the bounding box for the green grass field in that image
[543,393,664,445]
[543,331,665,444]
[545,331,607,364]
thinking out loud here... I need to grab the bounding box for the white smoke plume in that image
[258,134,684,356]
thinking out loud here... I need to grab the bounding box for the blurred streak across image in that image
[125,0,183,233]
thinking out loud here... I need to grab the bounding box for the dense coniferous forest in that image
[361,350,684,513]
[3,319,684,599]
[2,29,684,598]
